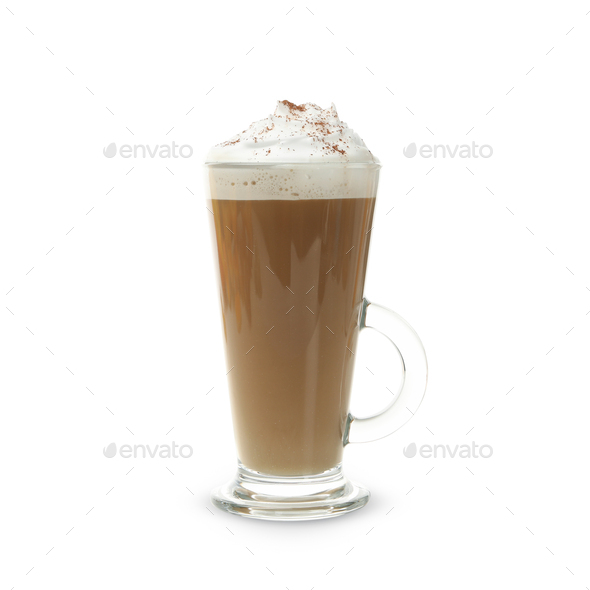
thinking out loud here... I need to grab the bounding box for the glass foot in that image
[211,464,370,521]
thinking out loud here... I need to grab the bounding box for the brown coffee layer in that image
[209,196,376,476]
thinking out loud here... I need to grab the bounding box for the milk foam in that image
[206,100,378,164]
[206,101,379,201]
[206,163,379,201]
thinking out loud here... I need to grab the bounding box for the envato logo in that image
[103,442,193,459]
[403,142,493,159]
[103,142,193,159]
[403,441,493,459]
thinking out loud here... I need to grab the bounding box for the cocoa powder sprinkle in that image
[280,99,306,112]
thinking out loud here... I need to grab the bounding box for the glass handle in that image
[345,298,428,444]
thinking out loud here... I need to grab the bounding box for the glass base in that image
[211,464,370,521]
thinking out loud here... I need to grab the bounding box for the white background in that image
[1,1,590,588]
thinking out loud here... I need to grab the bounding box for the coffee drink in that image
[206,101,379,476]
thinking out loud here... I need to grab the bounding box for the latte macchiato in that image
[207,101,379,476]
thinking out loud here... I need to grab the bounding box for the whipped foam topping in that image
[206,100,378,164]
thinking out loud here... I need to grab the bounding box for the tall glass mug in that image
[205,162,427,520]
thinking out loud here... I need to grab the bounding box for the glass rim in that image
[204,161,382,169]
